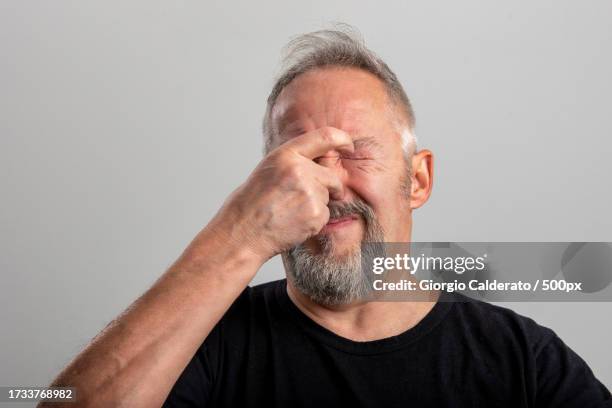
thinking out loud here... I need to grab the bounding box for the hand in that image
[210,126,354,263]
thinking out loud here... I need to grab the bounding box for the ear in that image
[409,149,434,209]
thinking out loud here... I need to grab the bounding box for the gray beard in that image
[282,198,385,306]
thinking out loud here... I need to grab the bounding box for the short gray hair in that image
[262,24,417,155]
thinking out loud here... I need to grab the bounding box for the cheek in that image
[345,168,379,201]
[346,166,411,223]
[346,170,402,211]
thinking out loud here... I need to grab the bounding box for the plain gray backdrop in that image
[1,0,611,403]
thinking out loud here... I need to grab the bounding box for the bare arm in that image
[40,218,263,408]
[40,127,353,408]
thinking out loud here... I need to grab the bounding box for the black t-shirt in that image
[163,279,611,407]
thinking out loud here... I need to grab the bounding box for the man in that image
[42,28,610,407]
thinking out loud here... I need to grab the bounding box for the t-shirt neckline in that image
[274,279,454,355]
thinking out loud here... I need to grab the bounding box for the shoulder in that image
[227,279,284,311]
[447,295,611,401]
[447,293,557,356]
[199,279,286,357]
[216,279,286,330]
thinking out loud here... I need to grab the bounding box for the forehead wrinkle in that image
[272,97,389,149]
[274,91,376,130]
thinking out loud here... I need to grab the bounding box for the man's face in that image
[270,67,423,305]
[271,66,413,254]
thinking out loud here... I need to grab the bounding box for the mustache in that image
[327,198,375,223]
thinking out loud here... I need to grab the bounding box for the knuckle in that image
[307,207,329,235]
[304,199,322,218]
[265,147,284,162]
[319,205,330,221]
[272,146,297,162]
[310,205,323,220]
[282,164,302,181]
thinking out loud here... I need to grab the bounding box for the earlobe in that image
[409,150,434,209]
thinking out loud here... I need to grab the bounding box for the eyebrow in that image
[353,136,383,151]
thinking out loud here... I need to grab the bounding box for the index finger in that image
[284,127,354,159]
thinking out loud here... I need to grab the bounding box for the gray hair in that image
[262,24,417,156]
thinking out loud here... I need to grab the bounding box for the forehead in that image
[271,67,395,139]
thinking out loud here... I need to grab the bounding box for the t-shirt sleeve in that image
[162,285,252,407]
[535,334,612,407]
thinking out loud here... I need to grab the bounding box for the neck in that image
[286,279,439,342]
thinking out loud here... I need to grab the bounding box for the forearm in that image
[40,225,262,408]
[39,127,345,407]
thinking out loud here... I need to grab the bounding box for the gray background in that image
[1,0,611,402]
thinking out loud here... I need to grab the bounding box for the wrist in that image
[185,213,268,277]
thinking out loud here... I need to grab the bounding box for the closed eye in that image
[314,154,373,164]
[341,155,372,161]
[340,152,374,161]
